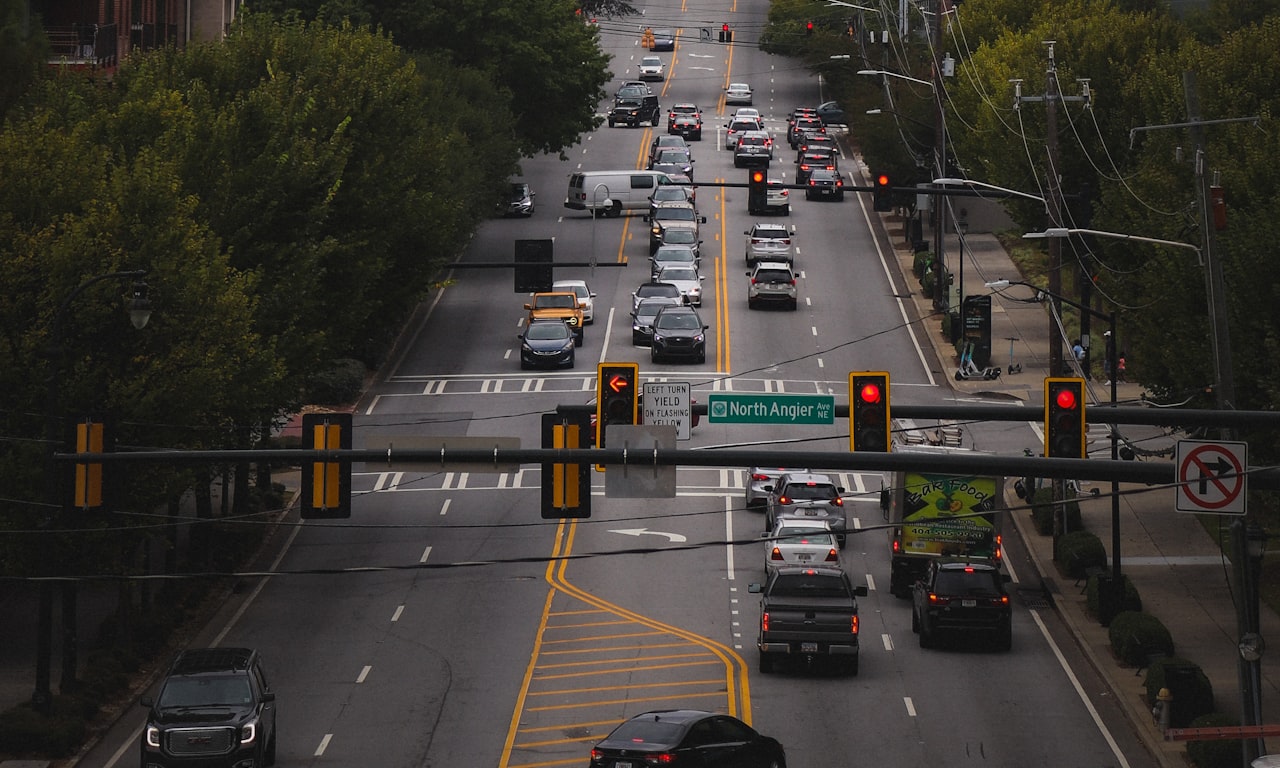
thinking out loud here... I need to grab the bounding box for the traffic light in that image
[71,416,111,511]
[300,412,352,518]
[596,362,639,450]
[849,372,891,452]
[748,169,767,214]
[720,22,731,43]
[1044,378,1087,458]
[873,173,892,212]
[805,20,814,35]
[1210,185,1227,230]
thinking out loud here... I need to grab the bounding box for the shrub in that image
[1108,611,1172,666]
[0,700,86,756]
[304,358,366,405]
[1145,658,1215,728]
[1186,712,1242,768]
[1087,574,1142,616]
[1031,487,1083,535]
[1055,529,1106,578]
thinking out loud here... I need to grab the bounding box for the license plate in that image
[962,599,977,608]
[797,553,812,561]
[802,509,818,516]
[801,642,819,653]
[615,762,633,768]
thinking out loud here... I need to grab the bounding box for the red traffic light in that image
[806,20,814,32]
[723,22,729,31]
[607,374,632,393]
[858,382,882,404]
[1054,387,1078,410]
[751,170,765,183]
[876,174,889,187]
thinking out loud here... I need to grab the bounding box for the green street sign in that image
[707,394,835,425]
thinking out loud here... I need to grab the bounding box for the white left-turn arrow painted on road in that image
[609,528,688,543]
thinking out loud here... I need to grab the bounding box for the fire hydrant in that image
[1152,687,1173,730]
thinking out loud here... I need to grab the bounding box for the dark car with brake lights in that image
[631,296,682,345]
[669,113,703,140]
[912,557,1013,650]
[805,168,844,200]
[589,709,785,768]
[764,471,847,545]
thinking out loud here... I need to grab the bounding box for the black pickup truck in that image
[608,85,660,128]
[748,565,869,675]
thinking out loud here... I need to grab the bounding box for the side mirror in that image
[523,304,533,310]
[853,585,869,597]
[745,271,752,276]
[747,583,763,593]
[700,216,708,223]
[642,215,651,222]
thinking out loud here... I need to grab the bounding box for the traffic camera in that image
[849,372,891,452]
[1044,378,1087,458]
[596,362,639,450]
[873,173,892,212]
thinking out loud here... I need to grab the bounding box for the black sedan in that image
[518,319,575,369]
[805,168,845,201]
[590,709,785,768]
[650,305,708,364]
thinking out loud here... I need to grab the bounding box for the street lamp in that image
[985,278,1124,620]
[1235,520,1269,764]
[35,269,151,711]
[860,68,949,310]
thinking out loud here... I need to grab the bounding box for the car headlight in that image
[693,334,705,342]
[145,725,161,748]
[240,718,259,745]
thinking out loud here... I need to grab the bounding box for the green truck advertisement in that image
[882,454,1005,597]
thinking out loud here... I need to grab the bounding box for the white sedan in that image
[551,279,596,324]
[764,519,839,573]
[654,265,704,307]
[725,82,753,105]
[638,56,666,81]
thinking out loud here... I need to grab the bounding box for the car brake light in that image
[833,497,843,506]
[892,538,901,553]
[643,753,676,765]
[761,611,770,632]
[778,495,791,505]
[851,615,859,635]
[751,473,770,481]
[591,748,603,759]
[771,547,784,561]
[808,180,816,186]
[928,593,948,605]
[825,548,839,562]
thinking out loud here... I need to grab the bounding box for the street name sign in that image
[1175,439,1247,514]
[708,394,835,425]
[643,381,691,440]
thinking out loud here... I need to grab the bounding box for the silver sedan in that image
[764,519,840,573]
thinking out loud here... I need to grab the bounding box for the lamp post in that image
[985,278,1122,618]
[591,183,611,275]
[1234,519,1269,765]
[859,67,948,310]
[34,270,151,711]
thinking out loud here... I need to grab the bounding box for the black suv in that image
[912,558,1013,650]
[141,647,277,768]
[608,85,660,128]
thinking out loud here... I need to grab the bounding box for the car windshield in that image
[785,483,837,500]
[642,57,661,66]
[658,150,690,162]
[607,718,684,745]
[527,323,569,340]
[656,312,701,330]
[770,573,848,598]
[664,230,696,245]
[656,208,696,222]
[652,188,688,202]
[536,295,577,309]
[661,267,698,281]
[158,677,252,708]
[934,569,1001,596]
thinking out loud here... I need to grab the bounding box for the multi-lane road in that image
[79,4,1165,767]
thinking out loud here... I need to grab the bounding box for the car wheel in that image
[835,192,844,201]
[787,298,797,311]
[911,608,920,633]
[520,359,530,370]
[566,351,576,368]
[748,298,757,310]
[265,732,277,766]
[650,349,660,363]
[574,330,584,347]
[846,656,859,677]
[609,201,622,218]
[783,204,791,216]
[758,653,774,673]
[998,622,1013,652]
[608,118,615,127]
[697,350,706,363]
[919,622,935,649]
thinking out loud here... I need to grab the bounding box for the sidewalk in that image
[884,208,1280,767]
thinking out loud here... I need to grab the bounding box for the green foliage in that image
[1185,712,1243,768]
[1108,610,1171,666]
[1031,487,1083,535]
[1088,573,1142,616]
[305,358,366,405]
[1055,529,1106,577]
[1145,657,1215,728]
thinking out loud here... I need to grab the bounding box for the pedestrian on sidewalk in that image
[1117,352,1127,382]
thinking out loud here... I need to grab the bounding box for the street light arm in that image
[857,69,934,89]
[825,0,882,11]
[1025,227,1203,263]
[934,178,1048,206]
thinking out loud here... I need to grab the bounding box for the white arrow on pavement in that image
[609,528,688,543]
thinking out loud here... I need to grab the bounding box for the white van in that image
[565,170,678,217]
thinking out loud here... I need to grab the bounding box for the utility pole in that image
[930,0,947,312]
